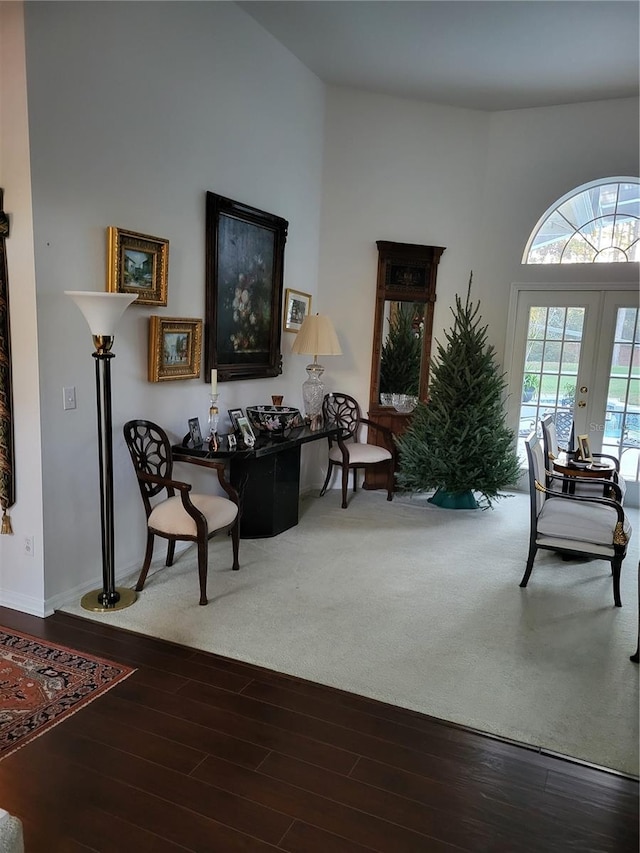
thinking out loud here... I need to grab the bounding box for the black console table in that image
[172,424,338,539]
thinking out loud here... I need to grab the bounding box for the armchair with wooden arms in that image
[123,419,240,606]
[541,414,626,501]
[319,393,397,508]
[521,432,631,607]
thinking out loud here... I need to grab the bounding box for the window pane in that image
[524,179,640,265]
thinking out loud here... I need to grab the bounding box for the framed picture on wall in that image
[107,226,169,306]
[283,289,312,332]
[204,192,288,382]
[148,316,202,382]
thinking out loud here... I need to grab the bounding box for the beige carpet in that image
[62,489,639,777]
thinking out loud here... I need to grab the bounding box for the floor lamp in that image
[66,290,137,612]
[291,313,342,428]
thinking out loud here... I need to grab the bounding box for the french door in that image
[507,285,639,505]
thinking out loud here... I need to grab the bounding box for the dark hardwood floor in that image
[0,606,637,853]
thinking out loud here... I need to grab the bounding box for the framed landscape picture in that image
[205,192,288,382]
[107,226,169,306]
[148,316,202,382]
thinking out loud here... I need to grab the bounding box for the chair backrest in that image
[322,393,362,443]
[123,420,174,514]
[525,431,547,520]
[540,415,558,474]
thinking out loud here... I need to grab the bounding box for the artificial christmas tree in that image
[396,276,520,508]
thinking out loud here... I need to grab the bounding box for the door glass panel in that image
[602,307,639,483]
[517,305,585,460]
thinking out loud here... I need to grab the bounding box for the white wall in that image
[318,86,491,405]
[21,0,325,611]
[318,88,638,411]
[480,97,639,359]
[0,1,45,615]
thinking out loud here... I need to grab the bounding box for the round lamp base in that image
[80,587,137,613]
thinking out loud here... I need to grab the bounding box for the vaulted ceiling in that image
[239,1,639,111]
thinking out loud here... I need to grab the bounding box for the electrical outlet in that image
[24,536,34,557]
[63,386,76,411]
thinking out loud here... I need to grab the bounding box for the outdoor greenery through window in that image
[523,178,639,264]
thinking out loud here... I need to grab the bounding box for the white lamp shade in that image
[290,314,342,357]
[65,291,137,336]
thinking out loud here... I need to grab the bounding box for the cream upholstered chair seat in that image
[149,494,238,538]
[521,431,631,607]
[536,498,632,553]
[123,419,240,606]
[327,443,392,465]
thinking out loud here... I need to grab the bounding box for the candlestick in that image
[211,368,217,396]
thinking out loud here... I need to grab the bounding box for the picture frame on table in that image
[205,191,288,382]
[228,408,244,433]
[148,316,202,382]
[188,417,203,447]
[576,434,593,463]
[107,226,169,306]
[236,415,256,447]
[283,288,312,332]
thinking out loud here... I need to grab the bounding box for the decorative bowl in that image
[380,393,393,406]
[391,393,418,414]
[245,405,303,436]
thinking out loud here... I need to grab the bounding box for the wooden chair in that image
[123,419,240,605]
[319,393,396,508]
[521,432,630,607]
[541,414,626,500]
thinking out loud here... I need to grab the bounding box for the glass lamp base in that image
[302,363,325,427]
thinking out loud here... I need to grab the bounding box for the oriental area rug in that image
[0,627,134,760]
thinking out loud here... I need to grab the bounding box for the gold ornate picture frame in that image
[107,226,169,306]
[148,316,202,382]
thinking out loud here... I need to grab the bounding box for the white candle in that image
[211,368,217,396]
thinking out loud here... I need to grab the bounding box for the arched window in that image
[523,177,639,264]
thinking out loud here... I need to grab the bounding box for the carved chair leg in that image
[386,461,394,501]
[612,557,622,608]
[197,537,208,606]
[519,542,537,588]
[341,464,349,509]
[135,532,155,592]
[231,520,240,571]
[319,462,333,497]
[166,540,176,567]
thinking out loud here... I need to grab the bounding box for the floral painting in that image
[205,192,289,382]
[217,215,274,361]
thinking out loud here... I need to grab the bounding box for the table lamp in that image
[290,313,342,428]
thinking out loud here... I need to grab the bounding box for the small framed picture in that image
[284,288,312,333]
[228,408,244,433]
[226,433,237,451]
[148,316,202,382]
[188,417,203,447]
[107,226,169,306]
[236,415,256,447]
[576,434,593,463]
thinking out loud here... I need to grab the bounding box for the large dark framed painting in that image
[205,192,288,382]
